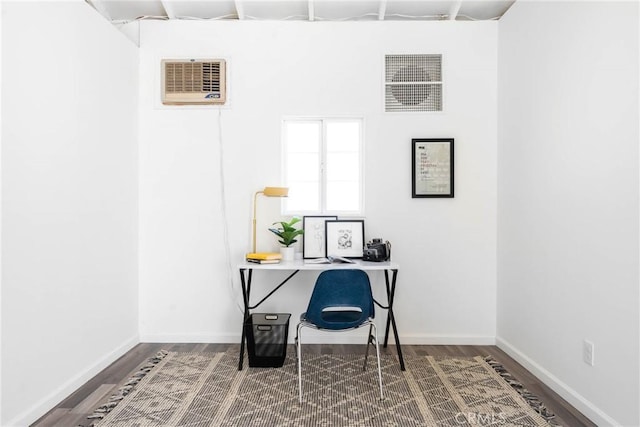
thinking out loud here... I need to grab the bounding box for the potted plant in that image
[269,217,304,261]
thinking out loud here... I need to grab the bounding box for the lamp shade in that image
[262,186,289,197]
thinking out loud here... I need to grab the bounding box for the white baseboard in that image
[139,333,240,343]
[399,334,495,345]
[139,332,495,346]
[6,335,139,427]
[496,337,619,427]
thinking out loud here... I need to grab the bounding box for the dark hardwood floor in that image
[32,343,596,427]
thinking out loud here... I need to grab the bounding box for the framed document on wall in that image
[412,138,454,198]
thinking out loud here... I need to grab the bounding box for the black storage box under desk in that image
[245,313,291,368]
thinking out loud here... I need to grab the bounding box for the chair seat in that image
[300,311,366,329]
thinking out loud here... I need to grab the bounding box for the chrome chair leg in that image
[371,323,384,400]
[363,323,374,371]
[296,323,304,403]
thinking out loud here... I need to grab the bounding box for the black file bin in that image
[245,313,291,368]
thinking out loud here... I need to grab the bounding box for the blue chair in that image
[295,269,384,403]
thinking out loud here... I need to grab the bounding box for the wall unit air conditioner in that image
[161,59,226,105]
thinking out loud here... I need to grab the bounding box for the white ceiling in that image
[87,0,516,24]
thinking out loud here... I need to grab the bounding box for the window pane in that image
[285,182,320,212]
[284,121,321,212]
[283,118,363,215]
[326,121,360,152]
[326,152,359,181]
[287,152,319,181]
[326,181,359,211]
[286,122,321,153]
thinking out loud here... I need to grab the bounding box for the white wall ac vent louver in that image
[162,59,226,105]
[385,54,442,112]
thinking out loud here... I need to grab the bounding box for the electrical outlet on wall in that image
[583,340,595,366]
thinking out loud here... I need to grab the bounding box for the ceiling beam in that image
[448,0,462,20]
[159,0,176,19]
[87,0,112,22]
[234,0,245,19]
[308,0,315,21]
[378,0,387,20]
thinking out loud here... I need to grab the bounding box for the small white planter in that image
[280,246,295,261]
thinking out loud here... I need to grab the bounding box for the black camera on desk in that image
[363,238,391,262]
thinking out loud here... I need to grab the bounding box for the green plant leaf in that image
[268,218,304,247]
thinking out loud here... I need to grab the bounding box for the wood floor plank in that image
[47,410,98,427]
[70,384,116,414]
[32,408,69,427]
[32,343,597,427]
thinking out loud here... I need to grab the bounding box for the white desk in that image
[238,259,405,371]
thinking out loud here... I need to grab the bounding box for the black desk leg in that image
[384,269,405,371]
[238,268,252,371]
[383,270,392,347]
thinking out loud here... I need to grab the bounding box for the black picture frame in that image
[412,138,454,198]
[302,215,338,259]
[325,220,365,259]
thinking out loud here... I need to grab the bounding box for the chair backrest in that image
[303,269,374,330]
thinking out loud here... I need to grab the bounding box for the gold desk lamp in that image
[251,186,289,254]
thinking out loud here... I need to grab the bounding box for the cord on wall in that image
[216,108,244,314]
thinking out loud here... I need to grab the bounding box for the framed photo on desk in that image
[325,220,365,258]
[302,216,337,259]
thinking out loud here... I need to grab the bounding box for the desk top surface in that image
[239,259,398,271]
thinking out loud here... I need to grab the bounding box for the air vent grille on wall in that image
[162,59,226,105]
[385,54,442,112]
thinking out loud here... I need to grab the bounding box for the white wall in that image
[497,2,639,426]
[138,21,498,345]
[0,4,4,425]
[1,2,139,425]
[4,2,636,425]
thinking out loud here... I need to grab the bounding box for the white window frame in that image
[282,117,365,216]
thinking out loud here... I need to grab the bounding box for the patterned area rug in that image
[87,350,559,426]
